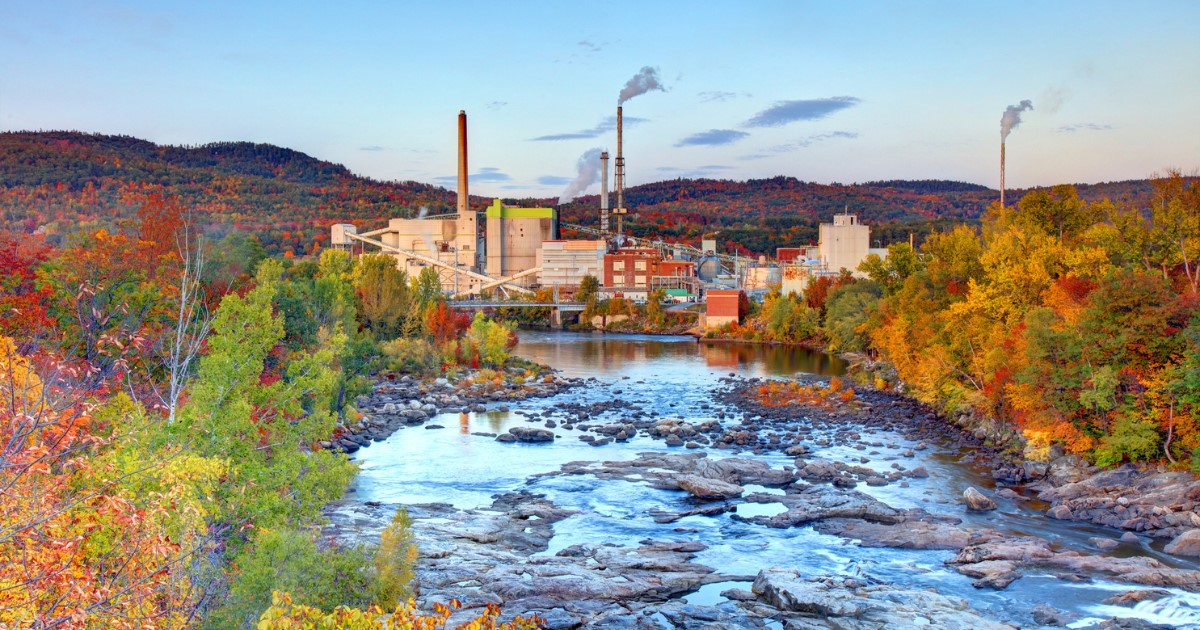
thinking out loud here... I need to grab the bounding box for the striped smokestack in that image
[600,151,609,234]
[457,110,468,215]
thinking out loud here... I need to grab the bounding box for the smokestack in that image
[457,110,468,216]
[601,151,609,234]
[1000,140,1006,210]
[615,105,626,237]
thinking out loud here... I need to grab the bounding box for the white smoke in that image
[618,67,665,105]
[1001,100,1034,140]
[558,148,603,205]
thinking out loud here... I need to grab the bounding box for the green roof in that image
[486,199,555,219]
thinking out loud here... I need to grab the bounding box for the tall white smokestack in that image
[601,151,609,234]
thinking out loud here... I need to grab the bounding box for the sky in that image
[2,1,1198,201]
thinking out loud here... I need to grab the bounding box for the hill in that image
[0,131,1174,256]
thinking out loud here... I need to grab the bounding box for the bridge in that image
[446,301,586,312]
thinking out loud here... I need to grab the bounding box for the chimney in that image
[614,105,627,237]
[999,139,1006,211]
[600,151,609,234]
[457,110,468,216]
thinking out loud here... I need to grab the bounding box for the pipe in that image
[457,110,468,216]
[600,151,609,234]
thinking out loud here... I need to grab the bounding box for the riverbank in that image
[321,332,1200,627]
[692,331,1200,552]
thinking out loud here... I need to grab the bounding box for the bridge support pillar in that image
[550,308,564,330]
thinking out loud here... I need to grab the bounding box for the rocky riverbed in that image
[328,334,1200,628]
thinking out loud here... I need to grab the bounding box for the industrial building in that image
[331,108,894,310]
[704,290,744,330]
[603,248,696,300]
[818,214,870,275]
[537,240,606,293]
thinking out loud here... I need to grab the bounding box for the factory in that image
[333,108,888,310]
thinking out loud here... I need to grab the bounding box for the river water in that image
[353,331,1200,628]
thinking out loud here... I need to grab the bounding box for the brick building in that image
[705,289,745,330]
[603,248,695,296]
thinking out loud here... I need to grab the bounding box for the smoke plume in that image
[559,148,603,204]
[1001,100,1034,140]
[618,67,665,105]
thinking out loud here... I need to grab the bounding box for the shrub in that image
[380,338,439,373]
[1093,417,1161,467]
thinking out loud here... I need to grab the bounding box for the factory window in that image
[635,275,647,287]
[635,260,647,271]
[613,260,625,271]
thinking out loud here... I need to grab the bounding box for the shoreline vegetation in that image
[0,197,544,629]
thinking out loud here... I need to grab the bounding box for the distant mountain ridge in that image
[0,131,1174,256]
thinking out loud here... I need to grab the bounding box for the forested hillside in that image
[0,131,1180,257]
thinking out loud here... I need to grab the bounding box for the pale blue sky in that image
[2,1,1197,199]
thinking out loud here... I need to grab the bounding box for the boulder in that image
[675,474,743,500]
[1164,528,1200,557]
[964,487,998,511]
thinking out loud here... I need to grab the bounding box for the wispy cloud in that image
[738,131,858,160]
[656,164,735,178]
[537,175,571,186]
[433,167,511,184]
[359,145,386,152]
[578,39,607,53]
[486,101,507,111]
[743,97,861,128]
[675,129,749,147]
[1057,122,1112,133]
[530,115,647,141]
[696,90,748,102]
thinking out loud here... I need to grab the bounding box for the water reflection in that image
[513,331,847,380]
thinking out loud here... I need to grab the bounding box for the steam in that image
[1001,100,1034,140]
[558,148,603,204]
[417,205,429,219]
[618,67,665,105]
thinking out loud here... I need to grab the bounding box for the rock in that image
[1102,589,1172,606]
[750,569,1013,628]
[495,433,516,443]
[908,466,929,478]
[1032,602,1075,626]
[675,474,743,500]
[1120,532,1141,543]
[866,476,888,487]
[650,503,735,524]
[956,560,1020,589]
[1089,536,1120,551]
[506,427,555,443]
[813,518,972,550]
[963,487,998,511]
[1164,528,1200,557]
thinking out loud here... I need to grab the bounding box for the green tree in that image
[823,280,883,352]
[179,261,356,532]
[467,312,515,367]
[354,254,409,338]
[646,288,667,330]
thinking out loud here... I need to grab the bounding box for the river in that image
[351,331,1200,628]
